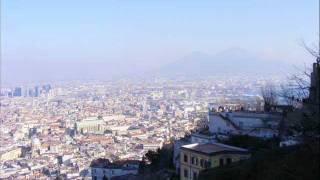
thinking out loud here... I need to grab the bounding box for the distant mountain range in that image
[155,48,290,77]
[3,48,293,84]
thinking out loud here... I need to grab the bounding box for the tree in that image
[261,83,278,112]
[277,40,319,106]
[55,175,64,180]
[288,41,320,137]
[199,139,319,180]
[141,144,175,174]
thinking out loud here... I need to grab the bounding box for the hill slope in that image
[157,48,288,77]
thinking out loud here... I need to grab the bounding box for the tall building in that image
[13,87,22,97]
[42,84,52,93]
[34,86,40,97]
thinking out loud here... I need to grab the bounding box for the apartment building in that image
[180,143,250,180]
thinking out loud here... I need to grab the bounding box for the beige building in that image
[180,143,250,180]
[0,147,22,162]
[75,117,106,134]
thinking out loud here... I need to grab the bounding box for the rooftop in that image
[181,142,249,155]
[90,158,140,169]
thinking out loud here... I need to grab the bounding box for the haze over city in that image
[1,0,318,84]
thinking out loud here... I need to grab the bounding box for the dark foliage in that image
[139,143,175,174]
[199,139,319,180]
[221,135,280,152]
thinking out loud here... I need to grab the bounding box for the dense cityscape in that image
[0,75,285,179]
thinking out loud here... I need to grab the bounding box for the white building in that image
[75,117,107,134]
[208,111,281,138]
[90,159,140,180]
[143,142,163,152]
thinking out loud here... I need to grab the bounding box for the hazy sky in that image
[1,0,318,84]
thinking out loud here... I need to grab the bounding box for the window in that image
[219,158,224,167]
[200,159,204,167]
[184,154,188,163]
[191,156,195,164]
[184,169,188,178]
[193,171,198,180]
[227,158,232,165]
[195,158,198,165]
[205,161,211,168]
